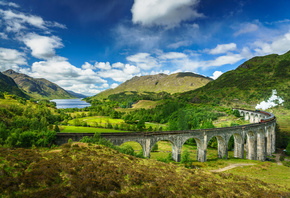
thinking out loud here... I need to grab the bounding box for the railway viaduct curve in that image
[55,109,276,162]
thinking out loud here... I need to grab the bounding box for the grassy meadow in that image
[121,140,290,188]
[60,125,126,133]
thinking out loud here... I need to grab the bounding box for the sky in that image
[1,0,290,96]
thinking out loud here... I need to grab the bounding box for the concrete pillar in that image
[250,114,254,123]
[144,138,151,158]
[246,132,257,160]
[197,148,207,162]
[257,131,266,161]
[271,123,276,153]
[217,137,227,159]
[234,134,244,159]
[245,112,249,121]
[172,146,181,162]
[266,127,272,156]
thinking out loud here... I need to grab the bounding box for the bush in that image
[181,149,190,164]
[120,144,135,156]
[151,143,158,152]
[286,143,290,156]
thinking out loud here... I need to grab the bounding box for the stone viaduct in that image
[55,109,276,162]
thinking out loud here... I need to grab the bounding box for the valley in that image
[0,51,289,197]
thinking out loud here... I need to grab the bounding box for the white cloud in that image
[98,63,141,82]
[0,1,19,8]
[25,56,107,96]
[81,62,94,70]
[255,90,284,110]
[210,71,223,80]
[0,32,8,39]
[234,23,259,36]
[131,0,203,28]
[110,83,119,89]
[112,62,124,69]
[208,43,237,55]
[0,47,27,71]
[94,62,111,70]
[21,33,63,59]
[254,32,290,55]
[0,9,66,32]
[127,53,158,70]
[159,52,187,60]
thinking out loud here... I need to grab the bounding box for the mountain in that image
[92,72,212,100]
[3,70,75,100]
[0,71,28,98]
[66,90,87,98]
[179,51,290,108]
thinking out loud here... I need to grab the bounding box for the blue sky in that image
[1,0,290,96]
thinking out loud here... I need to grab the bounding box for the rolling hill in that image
[91,72,212,100]
[3,69,76,100]
[179,51,290,108]
[0,71,28,98]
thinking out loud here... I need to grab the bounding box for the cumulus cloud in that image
[21,33,63,59]
[210,71,223,80]
[25,56,107,96]
[255,90,284,110]
[131,0,203,28]
[112,62,124,69]
[98,63,141,82]
[254,32,290,55]
[0,47,27,71]
[127,53,158,70]
[110,83,119,89]
[95,62,111,70]
[208,43,237,55]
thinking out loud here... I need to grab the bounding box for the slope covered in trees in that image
[0,72,28,99]
[178,51,290,109]
[3,69,76,100]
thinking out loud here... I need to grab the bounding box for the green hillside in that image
[3,70,75,100]
[0,72,28,98]
[0,144,289,197]
[179,51,290,108]
[91,72,212,100]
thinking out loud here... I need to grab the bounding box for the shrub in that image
[68,138,73,144]
[181,149,190,164]
[286,143,290,156]
[151,143,158,152]
[120,144,135,156]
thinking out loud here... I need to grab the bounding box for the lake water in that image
[51,99,91,109]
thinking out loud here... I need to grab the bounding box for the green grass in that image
[60,125,126,133]
[122,140,290,189]
[226,161,290,188]
[213,115,249,128]
[68,116,125,127]
[132,100,163,109]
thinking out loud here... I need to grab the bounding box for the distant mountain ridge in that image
[66,90,87,98]
[0,71,28,98]
[3,70,76,100]
[92,72,212,100]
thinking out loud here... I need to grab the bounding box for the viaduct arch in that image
[55,109,276,162]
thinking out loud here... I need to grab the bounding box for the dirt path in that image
[210,163,255,173]
[274,153,283,165]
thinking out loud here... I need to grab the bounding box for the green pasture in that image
[121,140,290,188]
[132,100,163,109]
[60,125,126,133]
